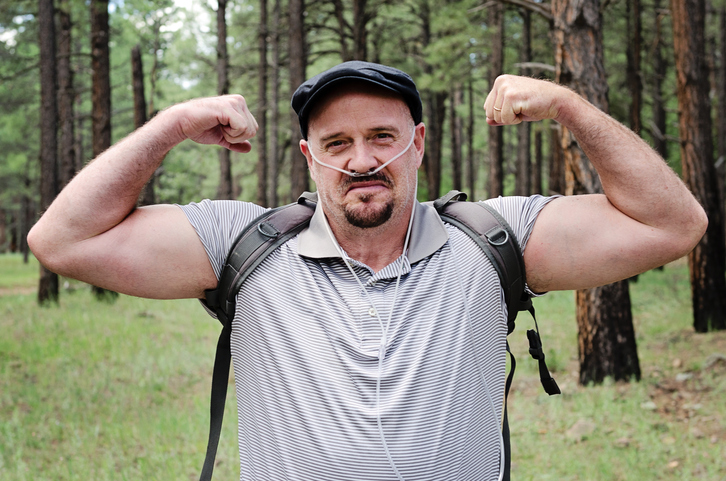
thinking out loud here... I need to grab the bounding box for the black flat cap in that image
[291,61,423,139]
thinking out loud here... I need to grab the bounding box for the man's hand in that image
[483,75,577,126]
[170,95,259,153]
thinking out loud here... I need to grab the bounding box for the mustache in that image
[343,172,393,189]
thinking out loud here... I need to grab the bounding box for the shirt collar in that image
[297,200,449,264]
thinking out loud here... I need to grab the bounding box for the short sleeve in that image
[177,200,268,281]
[481,195,560,295]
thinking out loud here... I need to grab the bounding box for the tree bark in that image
[467,77,476,198]
[717,8,726,241]
[257,0,269,206]
[289,0,309,201]
[90,0,117,301]
[488,0,505,198]
[651,0,668,161]
[58,0,76,191]
[217,0,233,200]
[149,19,161,117]
[576,283,640,383]
[352,0,369,60]
[424,92,446,199]
[548,123,565,194]
[532,125,543,194]
[91,0,111,159]
[132,45,154,206]
[515,8,532,196]
[553,0,641,384]
[671,0,726,331]
[332,0,352,61]
[38,0,59,305]
[269,0,281,206]
[626,0,643,134]
[450,86,463,191]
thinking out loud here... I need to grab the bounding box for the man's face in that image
[300,84,425,230]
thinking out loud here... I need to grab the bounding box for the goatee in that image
[342,173,395,228]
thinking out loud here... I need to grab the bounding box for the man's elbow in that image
[27,223,65,275]
[677,202,709,258]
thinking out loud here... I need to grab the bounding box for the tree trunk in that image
[149,19,161,117]
[671,0,726,331]
[626,0,643,134]
[269,0,281,206]
[352,0,369,60]
[467,77,476,198]
[217,0,233,200]
[289,0,309,201]
[515,8,532,196]
[553,0,641,384]
[652,0,668,161]
[91,0,111,159]
[424,92,446,199]
[717,8,726,241]
[90,0,117,301]
[576,283,641,383]
[257,0,269,206]
[38,0,59,305]
[450,86,463,191]
[488,0,505,198]
[532,125,543,194]
[58,0,76,190]
[548,123,565,195]
[132,45,154,206]
[332,0,352,61]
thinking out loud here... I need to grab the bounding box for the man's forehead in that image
[307,82,413,135]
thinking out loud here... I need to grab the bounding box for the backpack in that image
[198,190,560,481]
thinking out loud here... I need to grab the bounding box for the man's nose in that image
[345,142,380,175]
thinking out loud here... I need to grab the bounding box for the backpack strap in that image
[432,190,560,396]
[198,192,317,481]
[433,190,560,481]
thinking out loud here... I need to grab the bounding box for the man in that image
[28,61,706,480]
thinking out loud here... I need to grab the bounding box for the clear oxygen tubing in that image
[312,126,504,480]
[318,184,416,481]
[309,129,417,178]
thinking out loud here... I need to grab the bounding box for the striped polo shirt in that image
[180,194,553,481]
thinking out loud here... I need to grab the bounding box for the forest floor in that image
[1,253,724,480]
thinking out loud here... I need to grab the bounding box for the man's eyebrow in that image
[317,125,405,143]
[319,131,346,143]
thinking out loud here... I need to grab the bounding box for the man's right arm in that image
[28,95,258,299]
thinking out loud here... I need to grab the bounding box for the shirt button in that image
[368,307,377,317]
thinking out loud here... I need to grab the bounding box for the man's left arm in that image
[485,75,708,292]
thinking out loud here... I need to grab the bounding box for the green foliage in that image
[0,0,713,222]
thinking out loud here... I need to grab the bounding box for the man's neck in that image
[326,210,413,273]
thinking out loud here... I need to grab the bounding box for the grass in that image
[507,260,726,480]
[0,254,239,481]
[1,254,725,480]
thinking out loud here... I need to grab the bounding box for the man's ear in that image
[300,139,316,181]
[414,123,426,169]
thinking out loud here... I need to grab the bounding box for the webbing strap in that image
[199,196,316,481]
[526,306,561,396]
[199,317,232,481]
